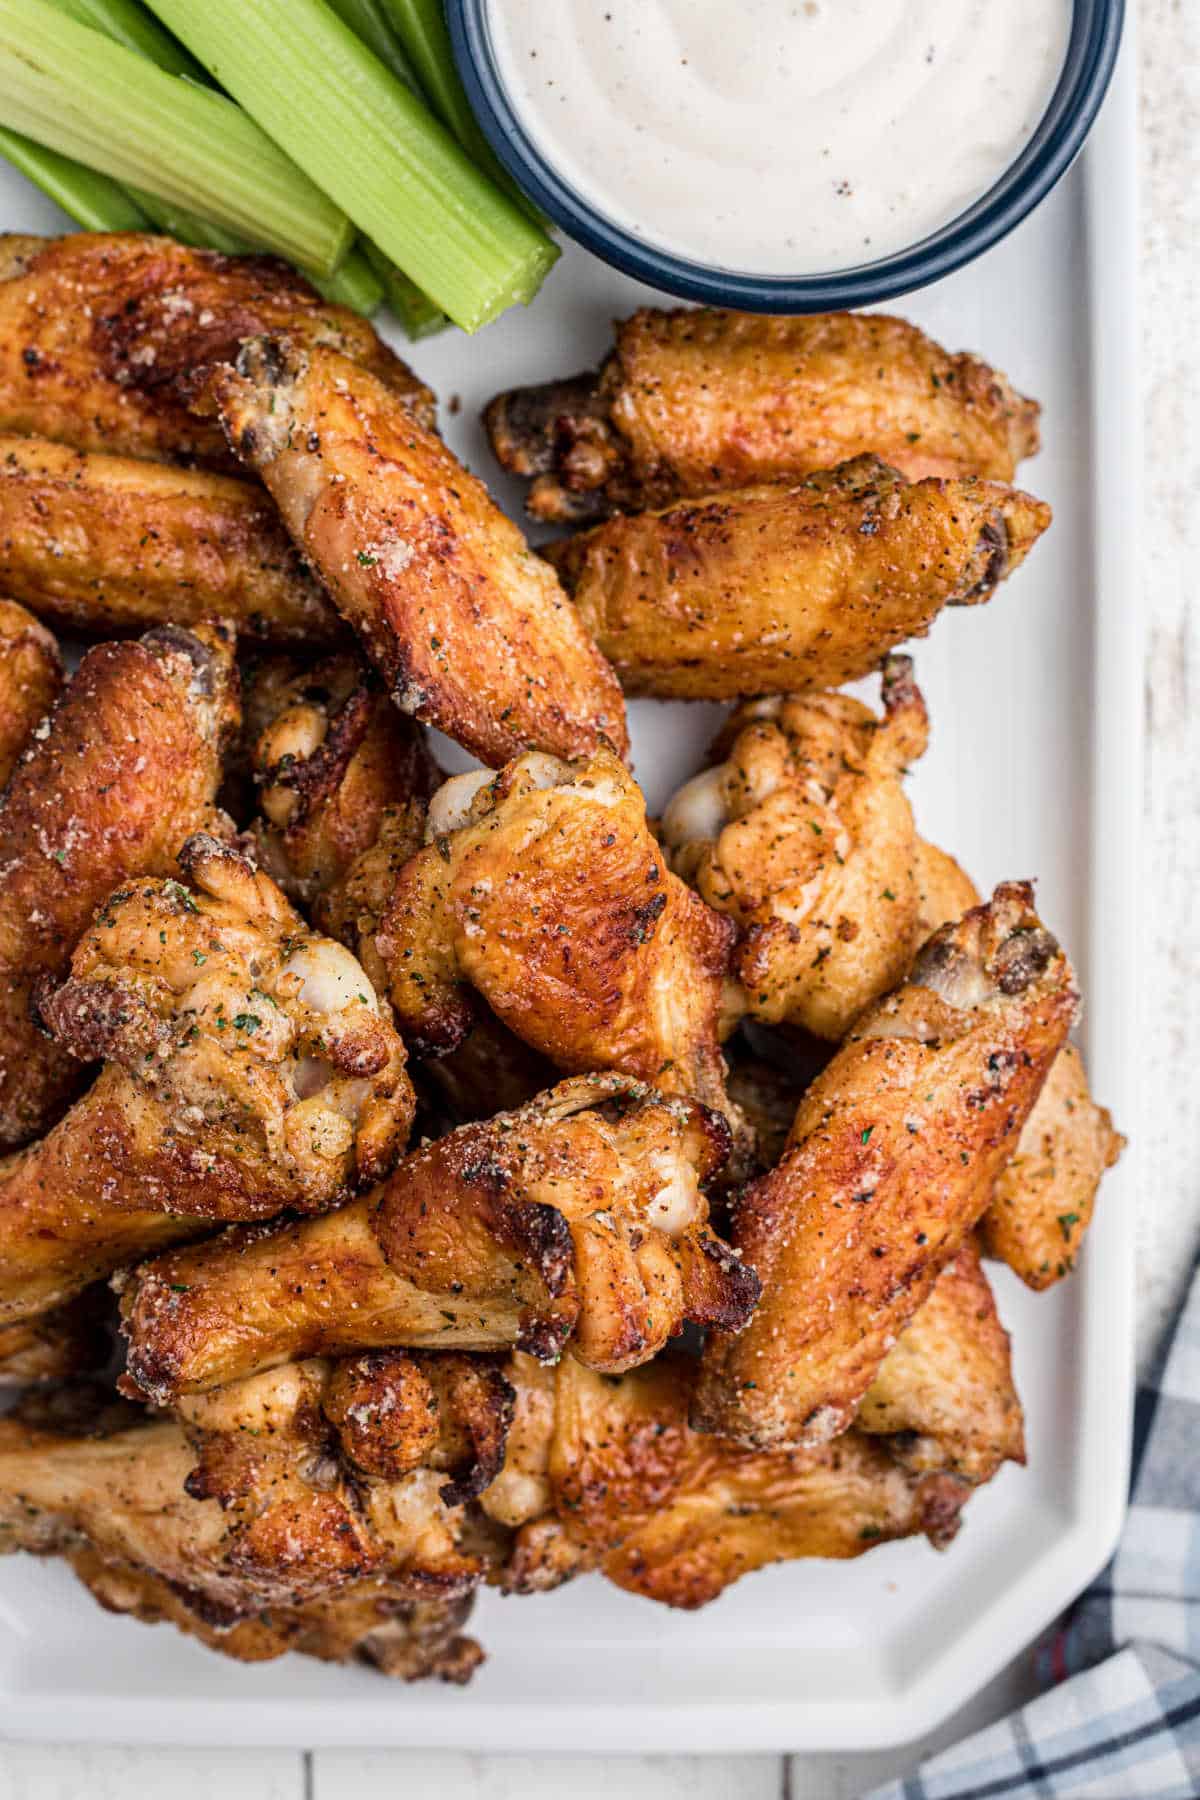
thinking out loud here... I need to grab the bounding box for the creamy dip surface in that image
[488,0,1072,275]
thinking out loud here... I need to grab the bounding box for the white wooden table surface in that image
[3,3,1193,1794]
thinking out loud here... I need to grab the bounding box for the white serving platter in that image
[0,33,1140,1755]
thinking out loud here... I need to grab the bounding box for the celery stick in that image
[50,0,205,81]
[311,245,385,316]
[127,190,254,255]
[378,0,542,225]
[144,0,558,332]
[362,240,447,339]
[0,126,150,231]
[0,0,354,276]
[324,0,418,90]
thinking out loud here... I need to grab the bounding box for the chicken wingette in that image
[0,596,60,790]
[119,1073,756,1403]
[0,621,236,1150]
[0,833,412,1322]
[545,457,1051,700]
[662,657,928,1039]
[914,841,1124,1288]
[207,337,629,766]
[484,306,1041,522]
[693,883,1077,1450]
[0,233,432,467]
[0,437,339,642]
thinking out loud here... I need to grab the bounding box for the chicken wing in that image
[0,1290,110,1387]
[0,233,432,467]
[857,1237,1025,1485]
[120,1073,755,1403]
[545,457,1051,700]
[492,1353,971,1609]
[0,833,412,1322]
[663,658,927,1039]
[0,620,237,1150]
[914,841,1125,1288]
[0,596,60,790]
[693,883,1077,1450]
[485,307,1041,523]
[244,651,440,913]
[0,436,339,642]
[207,337,629,766]
[370,749,736,1121]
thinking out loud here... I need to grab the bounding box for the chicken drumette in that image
[0,596,60,790]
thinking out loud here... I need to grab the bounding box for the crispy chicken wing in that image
[371,749,735,1120]
[120,1074,755,1402]
[693,883,1077,1450]
[485,307,1041,522]
[0,834,412,1322]
[545,457,1051,700]
[244,651,440,913]
[663,658,927,1039]
[492,1354,971,1609]
[914,841,1124,1288]
[0,1290,110,1387]
[0,233,432,467]
[0,596,60,790]
[208,338,629,766]
[0,436,339,642]
[0,621,236,1150]
[857,1237,1025,1485]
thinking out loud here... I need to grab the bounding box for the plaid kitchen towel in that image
[867,1258,1200,1800]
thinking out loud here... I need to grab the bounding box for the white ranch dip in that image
[488,0,1072,275]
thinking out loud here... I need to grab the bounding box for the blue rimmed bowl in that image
[447,0,1124,312]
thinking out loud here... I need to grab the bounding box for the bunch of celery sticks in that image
[0,0,558,334]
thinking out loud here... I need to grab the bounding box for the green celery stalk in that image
[362,239,446,339]
[311,245,386,315]
[49,0,206,80]
[126,190,253,254]
[0,0,354,275]
[0,125,151,231]
[144,0,558,332]
[378,0,542,225]
[324,0,418,89]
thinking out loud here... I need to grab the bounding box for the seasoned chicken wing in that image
[858,1237,1025,1486]
[207,338,628,766]
[693,883,1077,1450]
[0,233,432,467]
[371,749,736,1120]
[485,306,1041,522]
[120,1074,755,1403]
[492,1353,971,1609]
[244,651,440,913]
[663,658,927,1039]
[0,596,60,790]
[0,436,339,642]
[546,457,1051,700]
[0,621,236,1150]
[0,1290,110,1387]
[0,833,412,1322]
[914,841,1124,1288]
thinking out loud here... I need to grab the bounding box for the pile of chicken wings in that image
[0,234,1122,1684]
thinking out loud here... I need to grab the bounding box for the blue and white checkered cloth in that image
[867,1261,1200,1799]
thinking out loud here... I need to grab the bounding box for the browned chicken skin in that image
[0,834,412,1323]
[0,233,432,467]
[208,337,629,767]
[120,1073,755,1402]
[484,307,1041,523]
[0,596,60,790]
[663,658,928,1039]
[491,1353,972,1609]
[693,883,1077,1450]
[244,651,440,913]
[914,841,1124,1288]
[0,621,237,1150]
[371,748,736,1122]
[0,436,340,642]
[546,457,1051,700]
